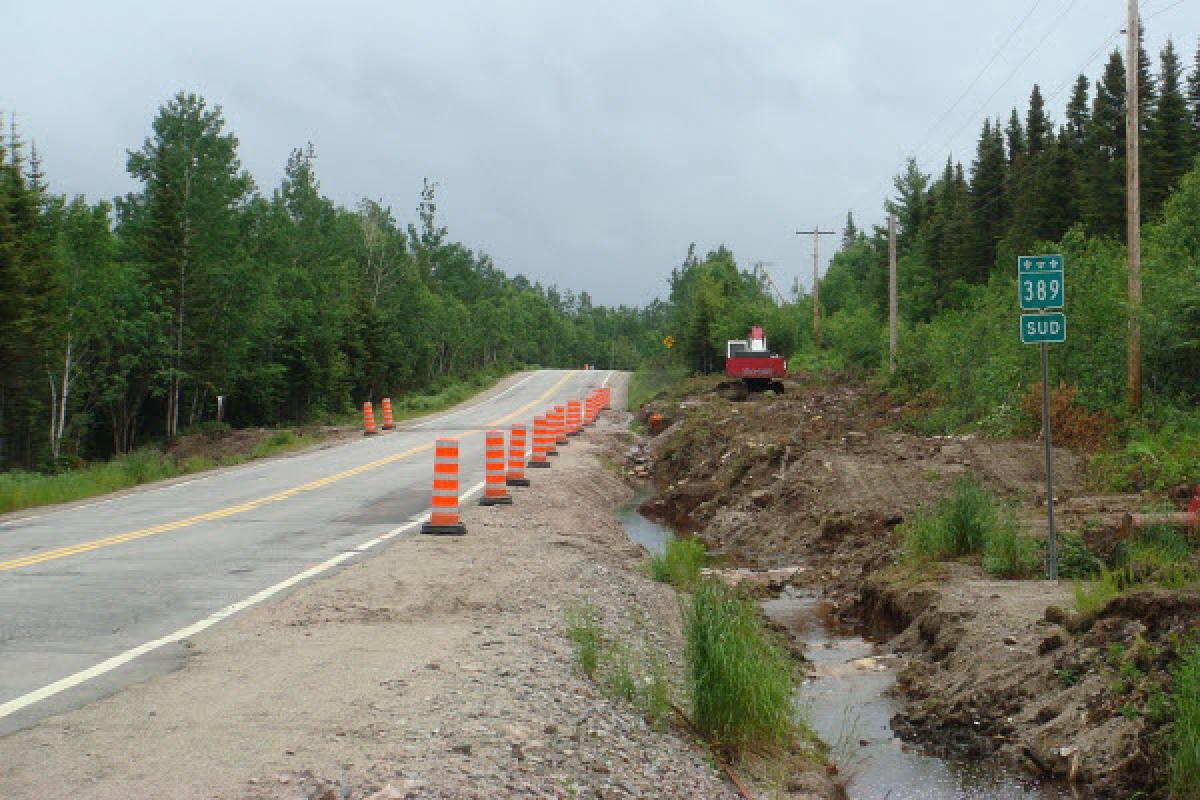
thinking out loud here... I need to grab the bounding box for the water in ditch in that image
[616,498,1070,800]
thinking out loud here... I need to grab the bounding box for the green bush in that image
[982,518,1041,578]
[1074,529,1199,613]
[1170,644,1200,798]
[902,476,1040,577]
[1056,532,1104,580]
[649,538,707,590]
[684,580,795,753]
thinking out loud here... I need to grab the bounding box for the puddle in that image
[615,489,673,556]
[614,501,1070,799]
[763,589,1072,800]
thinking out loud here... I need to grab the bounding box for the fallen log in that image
[1119,512,1199,538]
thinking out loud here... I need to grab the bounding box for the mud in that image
[635,376,1193,798]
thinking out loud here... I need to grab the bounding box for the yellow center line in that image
[0,371,578,573]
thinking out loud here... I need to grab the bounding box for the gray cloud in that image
[4,0,1197,304]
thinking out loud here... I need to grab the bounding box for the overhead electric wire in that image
[921,0,1083,164]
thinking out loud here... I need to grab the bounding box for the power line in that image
[921,0,1084,163]
[908,0,1047,159]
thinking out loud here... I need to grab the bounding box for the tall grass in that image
[1074,529,1199,613]
[649,538,707,590]
[1170,645,1200,798]
[684,580,795,753]
[901,476,1039,578]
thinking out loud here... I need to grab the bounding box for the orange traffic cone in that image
[381,397,395,431]
[362,401,379,436]
[554,404,569,447]
[480,430,512,506]
[507,424,531,486]
[528,416,551,468]
[566,400,583,436]
[421,438,467,535]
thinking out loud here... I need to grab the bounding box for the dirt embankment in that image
[636,375,1196,798]
[0,406,837,800]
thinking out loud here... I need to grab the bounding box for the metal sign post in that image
[1019,255,1066,581]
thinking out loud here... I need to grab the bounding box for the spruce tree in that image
[1146,39,1196,214]
[885,158,930,255]
[969,119,1008,274]
[1082,51,1127,239]
[1005,109,1026,165]
[840,210,858,250]
[1027,85,1049,156]
[1187,37,1200,136]
[125,91,254,439]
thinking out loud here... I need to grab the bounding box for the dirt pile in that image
[635,375,1192,798]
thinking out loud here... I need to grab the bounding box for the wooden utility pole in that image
[1126,0,1142,409]
[888,214,898,374]
[796,227,836,347]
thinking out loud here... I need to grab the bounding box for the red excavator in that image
[719,325,787,399]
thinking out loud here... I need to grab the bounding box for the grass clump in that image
[627,364,692,411]
[1074,529,1199,613]
[901,475,1039,577]
[1169,644,1200,798]
[649,537,707,590]
[566,602,603,679]
[684,580,795,754]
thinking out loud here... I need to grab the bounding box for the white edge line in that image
[0,480,489,722]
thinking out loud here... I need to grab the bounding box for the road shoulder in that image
[0,405,755,799]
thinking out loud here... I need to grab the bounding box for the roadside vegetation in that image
[649,537,707,591]
[901,476,1041,578]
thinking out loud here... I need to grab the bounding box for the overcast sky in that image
[4,1,1197,305]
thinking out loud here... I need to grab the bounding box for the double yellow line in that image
[0,372,575,573]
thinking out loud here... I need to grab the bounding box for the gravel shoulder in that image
[0,387,783,799]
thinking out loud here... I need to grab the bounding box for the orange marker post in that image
[528,416,551,468]
[381,397,395,431]
[362,401,379,436]
[507,424,531,486]
[480,430,512,506]
[566,400,583,436]
[554,404,570,446]
[421,438,467,535]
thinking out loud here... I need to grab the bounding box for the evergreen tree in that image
[1005,109,1026,165]
[968,119,1008,273]
[1066,75,1091,148]
[1081,51,1127,239]
[1027,85,1049,156]
[885,158,930,255]
[124,92,254,438]
[1187,37,1200,136]
[840,210,858,250]
[1146,39,1196,215]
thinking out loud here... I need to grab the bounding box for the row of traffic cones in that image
[420,386,612,536]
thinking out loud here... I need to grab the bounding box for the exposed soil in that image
[0,399,838,799]
[635,374,1195,798]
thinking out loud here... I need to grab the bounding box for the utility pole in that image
[1126,0,1142,410]
[795,227,836,347]
[888,214,898,374]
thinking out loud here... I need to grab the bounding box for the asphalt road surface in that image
[0,369,616,735]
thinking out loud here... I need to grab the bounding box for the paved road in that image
[0,369,618,735]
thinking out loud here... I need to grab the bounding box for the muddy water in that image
[614,501,1069,800]
[615,489,673,556]
[763,589,1070,800]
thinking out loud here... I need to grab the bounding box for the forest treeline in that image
[0,93,663,470]
[660,40,1200,419]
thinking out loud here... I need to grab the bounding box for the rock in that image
[450,743,472,756]
[1044,605,1069,625]
[1003,635,1018,646]
[1038,629,1070,655]
[365,786,406,800]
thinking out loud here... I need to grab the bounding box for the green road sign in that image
[1019,272,1064,309]
[1020,312,1066,344]
[1018,254,1064,273]
[1018,254,1064,310]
